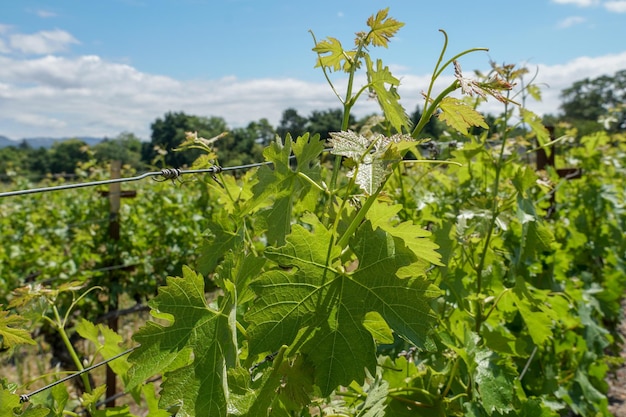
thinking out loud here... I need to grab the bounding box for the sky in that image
[0,0,625,141]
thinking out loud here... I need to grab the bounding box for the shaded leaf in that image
[0,310,35,349]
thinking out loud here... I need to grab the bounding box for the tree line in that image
[1,69,623,178]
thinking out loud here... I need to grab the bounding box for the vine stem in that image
[474,91,512,335]
[52,306,93,395]
[412,81,459,139]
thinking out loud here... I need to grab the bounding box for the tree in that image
[214,119,270,167]
[560,69,626,133]
[277,108,308,139]
[143,112,228,167]
[48,139,90,174]
[306,108,354,140]
[94,132,143,169]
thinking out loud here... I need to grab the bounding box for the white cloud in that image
[552,0,600,6]
[9,29,79,55]
[34,9,58,18]
[557,16,586,28]
[1,50,626,140]
[0,39,10,53]
[604,1,626,12]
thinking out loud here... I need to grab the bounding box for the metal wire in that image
[0,166,225,198]
[19,347,137,403]
[0,147,334,198]
[0,165,250,198]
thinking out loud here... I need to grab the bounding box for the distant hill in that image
[0,135,14,148]
[0,136,105,149]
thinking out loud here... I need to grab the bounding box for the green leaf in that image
[366,200,442,266]
[437,97,488,135]
[474,349,517,414]
[329,131,408,195]
[0,310,35,349]
[0,388,22,416]
[127,266,234,417]
[365,56,411,133]
[312,37,356,72]
[365,8,404,48]
[75,319,131,378]
[197,219,242,276]
[521,108,550,149]
[355,373,389,417]
[92,405,136,417]
[362,311,394,344]
[246,219,438,396]
[251,133,324,245]
[142,383,170,417]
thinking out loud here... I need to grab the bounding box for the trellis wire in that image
[0,163,265,198]
[0,148,330,198]
[19,347,137,403]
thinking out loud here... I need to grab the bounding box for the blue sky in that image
[1,0,625,140]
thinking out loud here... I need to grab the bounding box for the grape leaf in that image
[0,310,35,349]
[312,37,356,72]
[365,200,442,267]
[127,267,235,417]
[365,8,404,48]
[251,133,324,245]
[329,131,408,195]
[75,319,132,378]
[474,349,517,415]
[246,218,439,396]
[365,55,411,133]
[521,108,550,149]
[438,97,488,135]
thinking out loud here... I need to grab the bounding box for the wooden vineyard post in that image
[536,126,582,218]
[102,161,136,407]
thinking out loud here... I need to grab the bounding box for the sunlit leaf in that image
[366,8,404,48]
[313,37,356,72]
[438,97,488,135]
[365,56,411,133]
[128,267,235,417]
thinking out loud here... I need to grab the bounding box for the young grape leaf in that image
[329,131,407,195]
[0,310,36,349]
[438,97,488,135]
[365,8,404,48]
[365,200,442,267]
[365,55,411,133]
[127,266,235,417]
[251,133,324,245]
[521,108,550,149]
[76,319,132,376]
[246,218,439,396]
[312,37,356,72]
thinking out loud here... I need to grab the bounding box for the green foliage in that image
[1,8,625,417]
[560,69,626,133]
